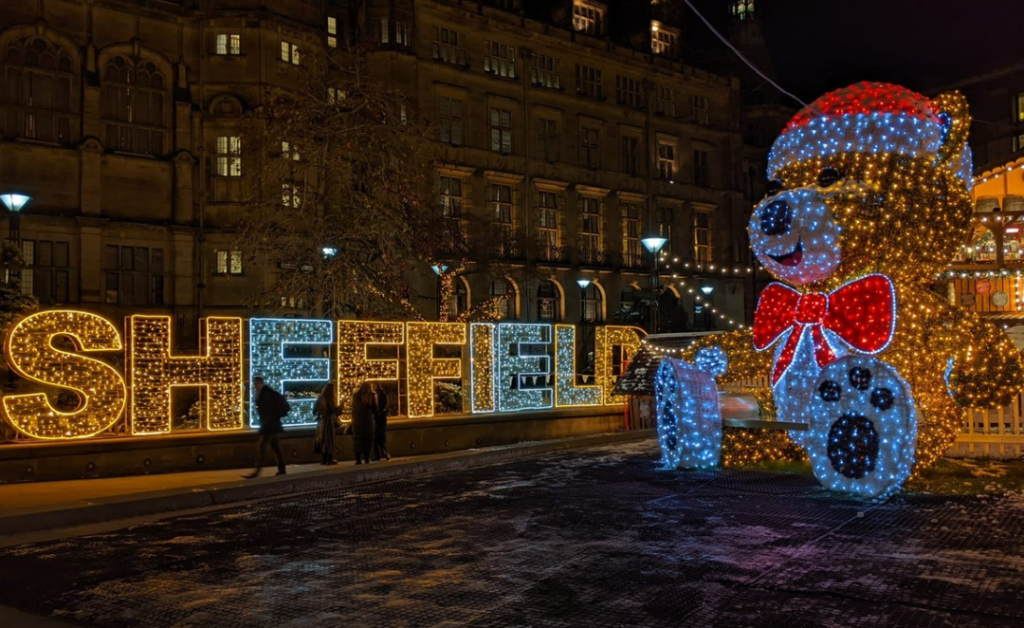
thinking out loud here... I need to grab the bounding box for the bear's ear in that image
[931,90,971,166]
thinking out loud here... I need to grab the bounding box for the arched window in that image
[102,55,168,156]
[2,37,75,143]
[537,280,561,321]
[731,0,755,20]
[582,284,603,322]
[491,277,517,320]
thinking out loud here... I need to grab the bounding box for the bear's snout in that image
[749,188,841,286]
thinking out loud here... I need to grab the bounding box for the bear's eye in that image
[759,199,791,236]
[817,167,843,188]
[766,180,784,196]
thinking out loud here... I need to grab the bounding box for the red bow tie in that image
[753,274,896,384]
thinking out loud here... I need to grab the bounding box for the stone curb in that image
[0,430,654,537]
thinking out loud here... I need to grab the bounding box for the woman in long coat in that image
[351,382,376,465]
[372,382,391,461]
[314,383,340,465]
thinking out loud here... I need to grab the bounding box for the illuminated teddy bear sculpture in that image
[745,82,1024,498]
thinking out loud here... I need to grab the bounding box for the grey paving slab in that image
[0,440,1022,628]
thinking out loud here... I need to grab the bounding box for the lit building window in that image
[395,20,411,46]
[431,26,468,66]
[216,34,241,55]
[280,41,301,65]
[572,1,606,36]
[327,87,346,104]
[439,176,464,218]
[651,22,679,57]
[491,278,516,319]
[375,17,389,44]
[282,183,301,208]
[490,108,513,154]
[575,64,603,99]
[694,212,712,264]
[281,141,300,161]
[327,17,338,48]
[1013,134,1024,152]
[659,206,674,255]
[215,250,243,275]
[615,75,643,109]
[215,136,242,176]
[731,0,756,20]
[579,197,601,263]
[490,183,516,257]
[622,202,641,266]
[657,142,676,180]
[484,41,516,79]
[537,191,561,258]
[437,95,463,145]
[538,281,560,321]
[581,283,601,322]
[531,54,561,89]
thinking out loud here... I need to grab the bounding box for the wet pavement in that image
[0,440,1022,628]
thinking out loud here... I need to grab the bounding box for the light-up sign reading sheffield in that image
[1,310,644,441]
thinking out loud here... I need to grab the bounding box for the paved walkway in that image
[1,439,1022,628]
[0,431,652,538]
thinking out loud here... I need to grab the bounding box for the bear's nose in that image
[759,199,792,235]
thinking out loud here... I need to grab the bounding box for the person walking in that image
[351,381,376,465]
[372,382,391,461]
[314,383,341,465]
[243,376,290,478]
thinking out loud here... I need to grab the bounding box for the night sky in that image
[689,0,1024,104]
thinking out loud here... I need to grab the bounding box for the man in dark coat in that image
[243,376,290,478]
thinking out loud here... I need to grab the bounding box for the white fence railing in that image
[953,395,1024,458]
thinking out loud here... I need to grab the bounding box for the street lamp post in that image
[321,247,338,317]
[576,277,591,323]
[700,285,714,331]
[641,236,667,333]
[1,193,31,245]
[576,277,593,381]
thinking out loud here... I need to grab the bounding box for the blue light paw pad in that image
[805,356,916,498]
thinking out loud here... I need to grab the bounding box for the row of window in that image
[439,101,712,180]
[447,276,678,324]
[210,122,711,189]
[10,241,165,306]
[2,38,170,154]
[447,277,605,322]
[438,176,714,264]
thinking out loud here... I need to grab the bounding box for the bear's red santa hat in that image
[767,82,971,187]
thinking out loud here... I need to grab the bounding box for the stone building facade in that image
[0,0,765,340]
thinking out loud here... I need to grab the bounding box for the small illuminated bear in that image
[742,83,1024,497]
[654,347,727,469]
